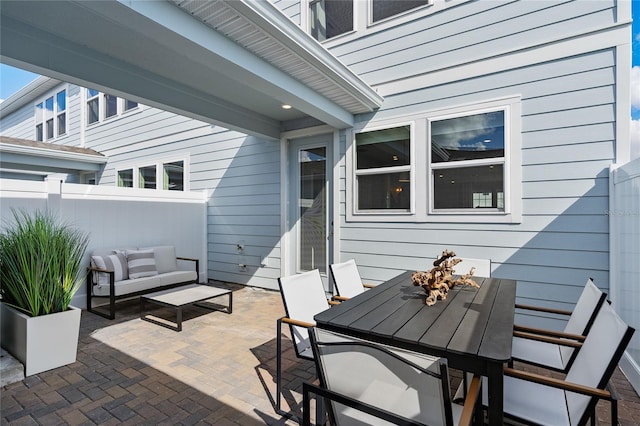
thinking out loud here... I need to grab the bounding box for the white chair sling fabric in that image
[512,278,605,371]
[501,301,634,425]
[278,269,329,359]
[311,327,466,426]
[330,259,368,299]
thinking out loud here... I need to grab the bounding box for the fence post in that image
[44,177,63,215]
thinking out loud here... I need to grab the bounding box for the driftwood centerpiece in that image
[411,250,480,306]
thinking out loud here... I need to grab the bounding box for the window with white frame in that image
[371,0,430,23]
[86,88,139,126]
[34,89,66,142]
[354,125,412,211]
[309,0,353,41]
[430,110,505,211]
[117,159,187,191]
[349,97,521,223]
[304,0,466,44]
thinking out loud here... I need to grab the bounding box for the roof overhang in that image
[0,137,106,175]
[0,0,383,140]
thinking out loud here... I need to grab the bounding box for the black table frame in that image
[314,271,516,425]
[140,284,233,332]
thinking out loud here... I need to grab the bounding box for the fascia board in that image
[0,75,61,116]
[0,143,107,165]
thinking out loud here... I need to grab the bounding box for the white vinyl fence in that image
[610,158,640,394]
[0,178,208,308]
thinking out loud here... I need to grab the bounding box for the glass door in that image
[288,134,333,290]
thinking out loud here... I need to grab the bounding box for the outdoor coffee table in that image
[140,283,232,331]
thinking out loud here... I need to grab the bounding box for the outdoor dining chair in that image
[511,278,607,372]
[303,327,482,426]
[276,269,338,419]
[329,259,376,301]
[498,300,635,425]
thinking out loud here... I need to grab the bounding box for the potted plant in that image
[0,209,89,376]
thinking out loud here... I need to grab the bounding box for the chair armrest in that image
[513,331,583,348]
[332,295,350,301]
[504,367,612,400]
[363,283,376,289]
[458,374,481,426]
[328,300,342,305]
[515,303,572,316]
[176,256,199,283]
[281,317,315,328]
[514,324,585,342]
[176,256,198,262]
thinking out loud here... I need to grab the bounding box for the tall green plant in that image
[0,209,89,317]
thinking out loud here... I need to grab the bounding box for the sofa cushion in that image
[126,249,158,279]
[91,253,128,284]
[93,275,163,297]
[141,245,177,274]
[157,270,198,287]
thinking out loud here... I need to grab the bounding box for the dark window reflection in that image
[433,165,504,210]
[358,172,410,210]
[372,0,428,22]
[310,0,353,41]
[356,126,410,169]
[431,111,504,163]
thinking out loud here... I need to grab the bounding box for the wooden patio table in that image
[314,270,516,425]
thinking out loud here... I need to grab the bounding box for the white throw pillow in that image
[91,253,129,284]
[126,249,158,279]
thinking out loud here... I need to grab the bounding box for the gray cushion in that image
[126,249,158,279]
[91,253,128,284]
[140,245,177,274]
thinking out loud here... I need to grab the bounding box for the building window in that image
[163,161,184,190]
[430,110,505,211]
[34,89,66,142]
[349,96,521,223]
[117,169,133,187]
[139,166,156,189]
[371,0,429,23]
[124,99,138,111]
[118,160,187,191]
[104,94,118,119]
[87,89,100,124]
[355,125,411,211]
[310,0,353,41]
[56,90,66,136]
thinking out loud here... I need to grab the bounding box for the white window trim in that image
[347,96,522,224]
[84,88,141,128]
[34,84,68,142]
[352,121,416,215]
[301,0,471,48]
[116,156,189,191]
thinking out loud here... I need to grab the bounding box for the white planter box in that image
[0,304,81,376]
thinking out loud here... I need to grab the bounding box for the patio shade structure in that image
[0,0,382,140]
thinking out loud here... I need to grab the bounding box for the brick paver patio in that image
[2,282,639,425]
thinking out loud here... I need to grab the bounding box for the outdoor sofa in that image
[87,245,199,319]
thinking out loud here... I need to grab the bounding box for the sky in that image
[1,3,640,156]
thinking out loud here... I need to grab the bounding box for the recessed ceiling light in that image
[282,104,292,109]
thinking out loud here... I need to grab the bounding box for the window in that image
[104,94,118,119]
[163,161,184,190]
[139,166,156,189]
[349,97,521,223]
[86,90,140,126]
[34,89,66,142]
[87,89,100,124]
[309,0,353,41]
[124,99,138,111]
[118,159,187,191]
[118,169,133,187]
[371,0,429,23]
[355,125,411,211]
[56,90,66,136]
[430,110,505,211]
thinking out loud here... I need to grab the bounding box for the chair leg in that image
[276,318,283,413]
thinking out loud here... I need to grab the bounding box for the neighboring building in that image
[0,0,632,314]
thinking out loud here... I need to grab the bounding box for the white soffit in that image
[170,0,383,115]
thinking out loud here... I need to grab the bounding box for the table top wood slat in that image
[446,277,499,357]
[478,279,517,361]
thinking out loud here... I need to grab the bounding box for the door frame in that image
[280,125,340,291]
